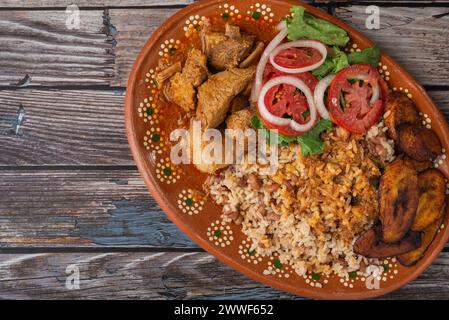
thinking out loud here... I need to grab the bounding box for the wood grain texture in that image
[0,10,114,86]
[430,91,449,121]
[0,0,314,9]
[1,251,449,299]
[0,91,448,248]
[0,169,196,248]
[0,0,194,7]
[0,89,133,166]
[108,8,179,86]
[109,6,449,86]
[1,1,449,300]
[335,6,449,86]
[4,0,447,8]
[0,89,448,166]
[0,6,448,87]
[0,252,294,300]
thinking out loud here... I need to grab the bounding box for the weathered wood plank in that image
[0,0,315,8]
[0,0,194,8]
[0,10,115,86]
[1,91,449,248]
[110,6,449,87]
[2,0,447,8]
[108,8,180,87]
[0,8,181,87]
[335,6,449,86]
[0,89,133,166]
[1,6,448,87]
[0,170,196,248]
[0,89,448,166]
[2,153,449,249]
[0,252,295,300]
[430,91,449,121]
[0,251,448,299]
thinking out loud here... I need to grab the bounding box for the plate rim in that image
[125,0,449,299]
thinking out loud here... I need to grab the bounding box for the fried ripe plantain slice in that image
[354,224,421,259]
[402,155,432,173]
[398,124,442,162]
[380,157,419,243]
[411,169,446,231]
[399,214,445,266]
[384,92,420,142]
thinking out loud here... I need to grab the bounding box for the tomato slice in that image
[328,63,388,134]
[263,63,318,91]
[273,47,323,69]
[260,63,318,137]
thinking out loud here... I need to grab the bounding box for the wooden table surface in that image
[1,0,449,300]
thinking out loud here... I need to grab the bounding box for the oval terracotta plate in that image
[125,0,449,299]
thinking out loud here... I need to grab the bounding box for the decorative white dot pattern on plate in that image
[177,189,205,215]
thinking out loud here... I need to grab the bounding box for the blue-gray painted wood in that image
[75,199,196,247]
[1,91,449,248]
[1,251,449,299]
[1,1,449,300]
[0,169,197,248]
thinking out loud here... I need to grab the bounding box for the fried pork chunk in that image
[229,95,250,113]
[187,123,230,174]
[197,66,256,128]
[226,109,253,132]
[165,48,208,112]
[165,73,197,112]
[202,24,255,71]
[182,48,209,87]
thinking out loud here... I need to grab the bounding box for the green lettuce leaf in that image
[251,115,265,129]
[250,115,334,156]
[297,119,334,156]
[311,59,334,80]
[312,46,349,79]
[347,44,381,67]
[250,115,271,143]
[312,45,381,79]
[286,6,349,47]
[333,47,350,72]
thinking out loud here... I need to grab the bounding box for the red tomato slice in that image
[273,47,323,69]
[328,63,388,134]
[260,63,318,137]
[263,63,318,91]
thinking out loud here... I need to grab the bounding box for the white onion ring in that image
[276,20,287,31]
[251,27,288,102]
[269,40,327,74]
[313,74,334,120]
[258,76,318,133]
